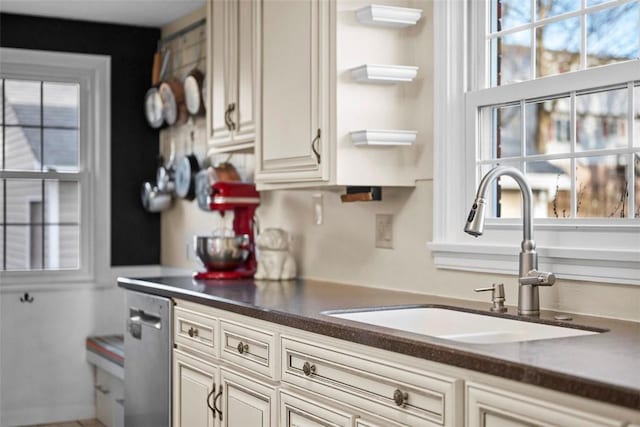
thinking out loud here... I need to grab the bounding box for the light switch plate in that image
[375,214,393,249]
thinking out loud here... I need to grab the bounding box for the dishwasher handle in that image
[127,307,163,340]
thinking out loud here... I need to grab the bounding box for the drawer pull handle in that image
[393,389,408,407]
[213,384,224,421]
[302,361,316,377]
[237,342,249,354]
[207,383,216,419]
[188,326,199,338]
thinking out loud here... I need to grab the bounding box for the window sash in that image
[0,48,110,285]
[430,0,640,285]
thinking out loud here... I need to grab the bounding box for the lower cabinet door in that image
[279,390,355,427]
[466,382,624,427]
[219,367,277,427]
[173,349,219,427]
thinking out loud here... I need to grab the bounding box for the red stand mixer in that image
[193,180,260,280]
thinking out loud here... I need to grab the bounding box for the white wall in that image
[0,286,121,426]
[0,266,174,427]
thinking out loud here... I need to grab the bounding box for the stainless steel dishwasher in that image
[124,290,172,427]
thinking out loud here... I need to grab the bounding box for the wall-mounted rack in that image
[350,130,417,146]
[356,4,423,28]
[350,64,418,83]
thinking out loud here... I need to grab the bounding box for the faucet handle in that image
[474,283,507,313]
[519,270,556,286]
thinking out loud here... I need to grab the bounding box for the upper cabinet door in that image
[207,0,257,153]
[256,0,331,184]
[230,0,257,146]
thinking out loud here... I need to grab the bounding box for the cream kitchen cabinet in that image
[173,300,278,427]
[256,0,428,190]
[172,298,639,427]
[278,389,355,427]
[173,350,277,427]
[219,367,277,427]
[465,382,624,427]
[173,349,218,427]
[207,0,257,153]
[255,0,330,185]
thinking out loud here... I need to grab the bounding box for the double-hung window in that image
[431,0,639,284]
[0,48,110,286]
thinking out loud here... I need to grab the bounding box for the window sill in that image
[428,241,640,285]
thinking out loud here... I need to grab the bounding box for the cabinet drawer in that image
[466,382,624,427]
[281,336,460,426]
[220,319,276,379]
[279,389,355,427]
[174,306,218,357]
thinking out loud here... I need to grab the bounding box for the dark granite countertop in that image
[117,276,640,410]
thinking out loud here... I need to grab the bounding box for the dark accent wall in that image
[1,13,161,266]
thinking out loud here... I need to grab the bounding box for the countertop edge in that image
[117,277,640,410]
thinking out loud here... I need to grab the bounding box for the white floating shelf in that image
[350,130,417,146]
[350,64,418,83]
[356,4,423,28]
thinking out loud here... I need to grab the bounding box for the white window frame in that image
[0,48,111,287]
[429,1,640,285]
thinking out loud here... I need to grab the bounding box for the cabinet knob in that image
[302,361,316,377]
[188,326,199,338]
[393,389,408,407]
[237,342,249,354]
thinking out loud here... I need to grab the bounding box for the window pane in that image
[635,84,639,148]
[576,87,628,151]
[492,0,531,32]
[44,180,80,224]
[526,159,571,218]
[576,155,628,217]
[493,30,532,86]
[587,2,639,68]
[0,180,3,223]
[635,153,640,218]
[4,80,40,126]
[0,79,4,125]
[5,225,43,270]
[43,82,79,128]
[5,179,42,224]
[43,129,79,171]
[492,104,521,159]
[4,126,42,171]
[526,96,571,155]
[0,224,3,270]
[45,225,79,269]
[536,17,581,78]
[536,0,580,20]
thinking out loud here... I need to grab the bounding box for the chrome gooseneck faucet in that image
[464,166,556,316]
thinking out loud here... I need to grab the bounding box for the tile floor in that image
[27,419,104,427]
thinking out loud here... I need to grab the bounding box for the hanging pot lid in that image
[145,87,164,128]
[174,154,199,200]
[184,69,205,116]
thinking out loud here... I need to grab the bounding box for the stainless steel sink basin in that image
[323,306,602,344]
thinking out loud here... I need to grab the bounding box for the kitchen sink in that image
[323,306,603,344]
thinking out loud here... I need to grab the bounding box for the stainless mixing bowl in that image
[194,235,250,271]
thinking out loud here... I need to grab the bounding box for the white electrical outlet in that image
[375,214,393,249]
